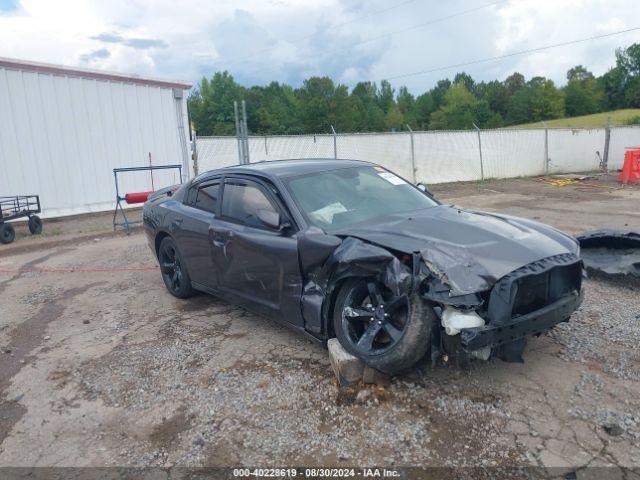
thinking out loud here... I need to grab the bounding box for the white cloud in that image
[0,0,639,91]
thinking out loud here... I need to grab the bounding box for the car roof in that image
[199,158,374,181]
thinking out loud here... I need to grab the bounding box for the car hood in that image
[334,205,579,295]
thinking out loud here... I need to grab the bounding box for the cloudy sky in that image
[0,0,638,93]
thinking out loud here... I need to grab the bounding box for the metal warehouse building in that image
[0,57,192,217]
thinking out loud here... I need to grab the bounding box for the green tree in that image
[385,103,405,131]
[188,71,244,135]
[453,72,475,94]
[601,66,626,109]
[351,82,386,131]
[566,65,594,82]
[624,76,640,107]
[476,80,510,119]
[295,77,357,133]
[295,77,337,133]
[187,43,639,135]
[616,43,640,76]
[503,72,525,95]
[429,83,479,130]
[248,82,301,134]
[602,43,640,108]
[506,77,564,124]
[376,80,395,113]
[396,86,415,127]
[563,65,603,116]
[413,92,435,130]
[430,79,452,110]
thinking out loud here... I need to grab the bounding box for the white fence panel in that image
[413,130,480,183]
[608,125,640,170]
[196,136,238,172]
[264,134,334,160]
[337,133,413,180]
[547,128,604,174]
[194,125,640,186]
[482,129,546,179]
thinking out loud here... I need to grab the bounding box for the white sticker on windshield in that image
[378,172,407,185]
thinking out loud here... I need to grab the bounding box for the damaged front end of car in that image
[299,230,585,368]
[419,250,585,364]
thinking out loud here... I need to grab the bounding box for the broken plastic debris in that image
[576,229,640,277]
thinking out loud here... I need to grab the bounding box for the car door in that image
[211,176,304,326]
[175,178,221,289]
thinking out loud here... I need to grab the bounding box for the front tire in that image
[158,236,195,298]
[0,223,15,244]
[333,278,433,375]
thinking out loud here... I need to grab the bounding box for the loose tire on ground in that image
[333,277,434,375]
[158,236,195,299]
[28,215,43,235]
[0,223,15,244]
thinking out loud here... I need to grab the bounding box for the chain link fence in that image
[194,125,640,184]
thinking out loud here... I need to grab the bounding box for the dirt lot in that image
[1,174,639,475]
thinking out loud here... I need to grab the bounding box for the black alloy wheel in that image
[333,277,434,374]
[339,279,410,356]
[158,237,194,298]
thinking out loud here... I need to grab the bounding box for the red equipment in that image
[124,191,153,204]
[618,147,640,185]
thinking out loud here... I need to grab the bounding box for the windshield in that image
[285,166,438,230]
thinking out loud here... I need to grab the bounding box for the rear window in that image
[194,182,219,213]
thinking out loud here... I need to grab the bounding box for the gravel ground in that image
[1,176,639,474]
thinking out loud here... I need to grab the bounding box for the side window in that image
[221,182,277,228]
[194,182,220,214]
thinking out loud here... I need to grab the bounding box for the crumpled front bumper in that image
[459,289,584,351]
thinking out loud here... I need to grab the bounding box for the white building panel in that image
[0,57,191,217]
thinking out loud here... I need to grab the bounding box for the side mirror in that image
[417,183,434,196]
[256,209,282,230]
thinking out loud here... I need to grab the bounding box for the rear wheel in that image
[158,236,195,298]
[28,215,43,235]
[333,278,433,374]
[0,223,15,244]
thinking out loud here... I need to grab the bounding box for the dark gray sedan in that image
[143,159,584,373]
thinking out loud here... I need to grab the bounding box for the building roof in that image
[0,56,192,90]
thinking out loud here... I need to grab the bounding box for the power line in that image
[381,27,640,82]
[222,0,421,67]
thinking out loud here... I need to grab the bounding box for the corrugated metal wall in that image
[0,66,190,217]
